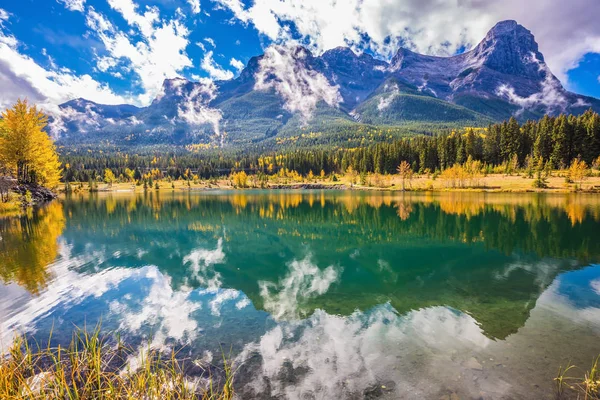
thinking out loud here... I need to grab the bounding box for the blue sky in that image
[0,0,599,111]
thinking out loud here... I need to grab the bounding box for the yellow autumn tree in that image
[104,168,116,187]
[569,157,589,190]
[0,99,61,188]
[124,167,135,182]
[232,171,248,188]
[396,160,412,191]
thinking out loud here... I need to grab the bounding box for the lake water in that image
[1,191,600,399]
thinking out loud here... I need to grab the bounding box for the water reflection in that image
[58,191,600,261]
[259,255,342,320]
[236,267,600,400]
[0,202,65,294]
[1,191,600,399]
[236,305,493,399]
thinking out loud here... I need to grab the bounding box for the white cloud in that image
[236,297,251,309]
[203,37,215,47]
[0,8,10,25]
[187,0,201,14]
[212,0,600,87]
[377,83,399,111]
[0,243,133,349]
[57,0,86,12]
[258,254,341,320]
[0,6,127,115]
[86,7,112,32]
[208,288,239,316]
[212,0,493,59]
[200,50,234,80]
[41,48,58,70]
[0,27,129,116]
[496,52,568,114]
[592,279,600,296]
[236,305,492,399]
[85,5,193,105]
[177,93,223,138]
[96,56,118,72]
[229,57,244,72]
[176,79,224,143]
[182,238,226,288]
[106,0,159,39]
[47,98,143,136]
[254,44,342,121]
[112,267,201,344]
[573,98,590,108]
[49,102,101,136]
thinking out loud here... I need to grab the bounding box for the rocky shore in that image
[12,183,58,205]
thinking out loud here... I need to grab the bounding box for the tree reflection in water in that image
[0,202,65,294]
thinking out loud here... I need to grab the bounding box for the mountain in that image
[53,20,600,148]
[53,98,141,140]
[385,20,599,120]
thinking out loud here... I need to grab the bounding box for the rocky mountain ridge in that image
[53,20,600,147]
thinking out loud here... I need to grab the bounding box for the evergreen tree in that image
[501,117,522,162]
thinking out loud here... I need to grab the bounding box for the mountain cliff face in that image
[387,20,547,100]
[53,20,600,147]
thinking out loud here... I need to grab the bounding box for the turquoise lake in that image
[1,190,600,399]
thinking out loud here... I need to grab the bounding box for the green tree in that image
[483,124,501,165]
[501,117,522,163]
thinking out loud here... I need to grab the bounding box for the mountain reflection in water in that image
[1,191,600,399]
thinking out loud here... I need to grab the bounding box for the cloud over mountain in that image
[254,45,342,121]
[0,0,598,134]
[44,20,600,147]
[212,0,600,86]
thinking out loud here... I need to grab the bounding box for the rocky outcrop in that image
[13,183,58,205]
[0,176,17,202]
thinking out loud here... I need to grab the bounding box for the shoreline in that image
[58,181,600,195]
[0,183,58,219]
[54,171,600,195]
[3,174,600,218]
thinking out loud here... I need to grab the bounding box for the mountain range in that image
[52,20,600,148]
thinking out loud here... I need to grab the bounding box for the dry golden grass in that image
[336,171,600,193]
[60,170,600,194]
[0,327,235,400]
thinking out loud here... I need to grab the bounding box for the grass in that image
[0,326,235,399]
[60,170,600,195]
[555,356,600,399]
